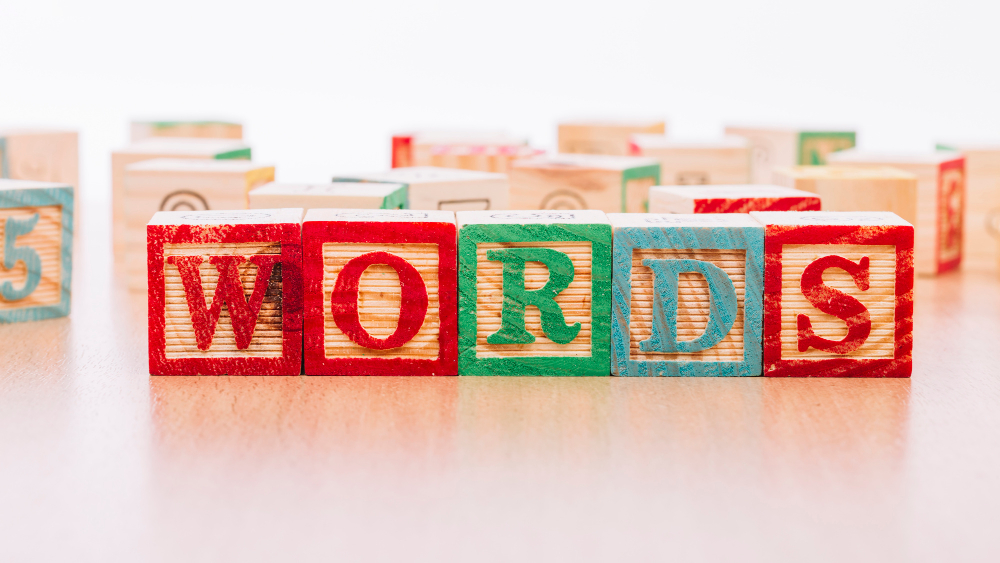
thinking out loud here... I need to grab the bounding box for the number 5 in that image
[1,213,42,301]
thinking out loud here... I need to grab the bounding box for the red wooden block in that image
[649,185,821,214]
[750,211,914,378]
[303,209,458,375]
[147,208,304,376]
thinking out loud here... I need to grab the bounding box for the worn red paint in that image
[695,196,821,214]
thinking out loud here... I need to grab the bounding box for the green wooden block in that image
[457,210,612,376]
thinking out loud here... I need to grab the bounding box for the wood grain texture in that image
[629,135,751,186]
[773,166,919,225]
[509,156,660,213]
[0,130,79,189]
[558,120,666,155]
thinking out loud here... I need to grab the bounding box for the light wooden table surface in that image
[2,202,998,562]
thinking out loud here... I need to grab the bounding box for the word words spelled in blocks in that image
[0,179,73,323]
[130,120,243,142]
[774,166,918,225]
[249,182,407,211]
[112,138,251,252]
[391,131,542,173]
[510,154,661,213]
[147,209,304,375]
[648,185,821,214]
[558,120,666,156]
[334,166,508,212]
[457,210,612,376]
[609,213,763,376]
[936,141,1000,273]
[750,211,913,378]
[827,150,964,275]
[124,159,275,291]
[302,209,458,375]
[724,126,856,184]
[629,135,750,185]
[0,129,79,189]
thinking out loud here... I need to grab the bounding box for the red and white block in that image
[648,185,821,214]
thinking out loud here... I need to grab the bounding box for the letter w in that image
[167,254,280,351]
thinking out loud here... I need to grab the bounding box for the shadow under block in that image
[249,182,407,210]
[111,138,251,254]
[147,208,303,376]
[333,166,508,212]
[457,210,612,376]
[648,185,821,214]
[130,120,243,142]
[0,130,79,190]
[629,135,750,185]
[609,213,764,377]
[124,159,275,291]
[724,126,856,184]
[302,209,458,376]
[509,154,661,213]
[826,150,964,275]
[773,166,918,226]
[749,211,914,378]
[392,131,541,173]
[558,120,666,156]
[0,179,73,322]
[935,142,1000,273]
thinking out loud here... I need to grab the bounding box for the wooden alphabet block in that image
[648,185,821,214]
[124,159,275,291]
[826,150,964,275]
[558,120,666,156]
[0,179,73,323]
[302,209,458,376]
[147,208,303,375]
[130,120,243,142]
[935,142,1000,273]
[749,211,913,377]
[391,131,541,173]
[249,182,407,210]
[724,126,856,183]
[609,213,763,376]
[112,138,251,254]
[773,166,918,225]
[509,154,661,213]
[333,166,508,211]
[629,135,750,185]
[0,129,79,189]
[457,210,612,376]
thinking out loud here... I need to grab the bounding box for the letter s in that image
[796,255,872,354]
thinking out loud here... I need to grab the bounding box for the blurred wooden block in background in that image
[750,211,913,378]
[457,210,612,376]
[558,120,666,156]
[510,154,661,213]
[111,138,251,254]
[333,166,508,211]
[724,125,855,184]
[302,209,458,376]
[774,166,918,224]
[147,208,303,375]
[935,141,1000,273]
[629,135,750,185]
[391,131,542,173]
[125,159,274,291]
[609,213,763,377]
[826,150,963,276]
[249,182,407,210]
[0,179,73,323]
[130,120,243,142]
[648,185,821,214]
[0,129,79,190]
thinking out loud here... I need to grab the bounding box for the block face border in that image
[0,185,74,323]
[620,164,661,212]
[302,220,458,376]
[936,157,965,274]
[761,223,914,377]
[796,131,856,165]
[147,222,303,375]
[458,222,612,376]
[610,223,764,377]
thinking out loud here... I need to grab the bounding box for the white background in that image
[2,0,998,202]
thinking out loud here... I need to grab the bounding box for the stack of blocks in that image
[509,154,661,213]
[391,131,542,173]
[558,120,666,156]
[145,209,914,378]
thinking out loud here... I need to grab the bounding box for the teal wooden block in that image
[609,213,763,376]
[0,179,73,323]
[457,210,612,376]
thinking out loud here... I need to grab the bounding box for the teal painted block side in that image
[458,221,612,376]
[0,183,73,323]
[379,184,409,209]
[610,215,763,377]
